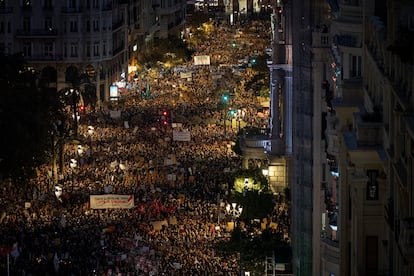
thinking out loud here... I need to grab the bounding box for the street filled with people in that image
[0,17,290,276]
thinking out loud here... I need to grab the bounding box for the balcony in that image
[0,6,13,14]
[354,112,383,146]
[155,3,183,15]
[238,128,274,159]
[15,29,58,38]
[399,217,414,262]
[321,236,340,268]
[24,55,63,61]
[61,7,82,13]
[334,34,359,48]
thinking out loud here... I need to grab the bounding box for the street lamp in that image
[77,144,84,164]
[69,158,77,191]
[77,144,83,156]
[226,202,243,276]
[226,202,243,225]
[65,88,80,137]
[87,126,94,156]
[222,94,230,136]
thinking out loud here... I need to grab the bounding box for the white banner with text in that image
[90,194,134,209]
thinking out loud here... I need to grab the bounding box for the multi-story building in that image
[0,0,186,103]
[291,0,414,275]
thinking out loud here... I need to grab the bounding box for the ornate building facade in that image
[0,0,186,103]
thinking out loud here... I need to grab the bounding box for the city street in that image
[0,16,290,276]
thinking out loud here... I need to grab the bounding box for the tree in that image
[230,168,274,221]
[0,54,64,180]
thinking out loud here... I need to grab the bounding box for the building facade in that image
[0,0,186,103]
[290,0,414,275]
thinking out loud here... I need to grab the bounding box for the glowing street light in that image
[226,202,243,221]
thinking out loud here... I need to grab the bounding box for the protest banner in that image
[90,194,134,209]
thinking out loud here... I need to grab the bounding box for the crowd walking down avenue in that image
[0,18,290,275]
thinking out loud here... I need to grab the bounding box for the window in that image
[44,17,52,31]
[93,0,99,9]
[23,17,31,32]
[69,20,78,32]
[44,42,53,56]
[350,55,362,78]
[321,35,329,45]
[70,43,78,57]
[93,42,99,56]
[366,170,379,200]
[23,42,32,57]
[93,19,99,32]
[43,0,53,9]
[63,43,67,57]
[86,42,91,57]
[0,0,5,8]
[0,22,4,33]
[102,40,106,56]
[68,0,76,9]
[86,20,90,32]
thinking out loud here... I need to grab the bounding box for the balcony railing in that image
[15,29,58,37]
[24,55,64,61]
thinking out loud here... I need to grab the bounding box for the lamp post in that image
[65,88,80,137]
[69,158,77,191]
[226,202,243,222]
[87,125,94,156]
[226,202,243,276]
[221,94,229,136]
[77,144,84,163]
[71,88,79,137]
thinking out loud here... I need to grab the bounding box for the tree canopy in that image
[0,54,64,180]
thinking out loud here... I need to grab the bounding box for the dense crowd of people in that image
[0,18,290,275]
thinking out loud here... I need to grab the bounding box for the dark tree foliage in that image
[0,54,63,180]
